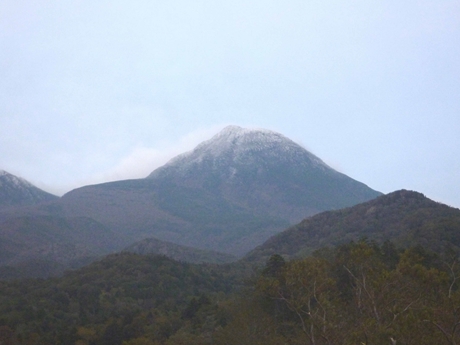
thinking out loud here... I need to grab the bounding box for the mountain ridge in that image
[243,189,460,264]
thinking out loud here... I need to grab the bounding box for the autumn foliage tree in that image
[247,241,460,345]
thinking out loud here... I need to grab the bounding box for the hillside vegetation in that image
[245,190,460,264]
[0,241,459,344]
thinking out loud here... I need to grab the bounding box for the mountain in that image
[58,125,381,256]
[147,125,381,222]
[0,170,57,209]
[244,190,460,264]
[124,237,237,264]
[0,126,381,276]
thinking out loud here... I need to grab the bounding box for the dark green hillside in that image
[0,253,240,345]
[1,241,459,344]
[244,190,460,264]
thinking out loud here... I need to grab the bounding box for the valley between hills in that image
[0,126,459,344]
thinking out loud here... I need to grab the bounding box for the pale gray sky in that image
[1,1,459,207]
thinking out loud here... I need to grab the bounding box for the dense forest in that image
[0,240,459,344]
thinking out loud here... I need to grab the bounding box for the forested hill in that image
[244,189,460,264]
[0,241,459,344]
[0,253,240,344]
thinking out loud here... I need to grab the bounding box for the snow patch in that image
[153,125,332,176]
[0,170,35,190]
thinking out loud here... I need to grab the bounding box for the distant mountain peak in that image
[0,170,34,188]
[0,170,57,208]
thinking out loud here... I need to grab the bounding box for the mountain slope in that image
[244,190,460,264]
[0,170,57,209]
[59,178,289,256]
[124,237,237,264]
[0,215,123,278]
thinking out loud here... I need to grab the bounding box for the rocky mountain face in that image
[0,126,382,276]
[0,170,57,209]
[243,190,460,264]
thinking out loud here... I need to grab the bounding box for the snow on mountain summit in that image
[0,170,35,189]
[149,125,330,177]
[0,170,57,208]
[193,125,306,156]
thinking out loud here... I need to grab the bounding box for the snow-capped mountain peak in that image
[0,170,35,189]
[146,125,381,229]
[0,170,57,208]
[151,125,330,175]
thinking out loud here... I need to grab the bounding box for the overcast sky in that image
[1,1,459,208]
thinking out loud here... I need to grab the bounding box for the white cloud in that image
[94,124,226,179]
[41,124,227,195]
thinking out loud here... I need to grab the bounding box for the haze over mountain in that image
[244,190,460,264]
[0,170,57,209]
